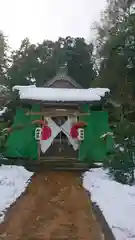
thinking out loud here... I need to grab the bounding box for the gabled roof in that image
[44,65,82,89]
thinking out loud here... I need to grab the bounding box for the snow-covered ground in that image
[0,165,33,223]
[0,165,135,240]
[83,168,135,240]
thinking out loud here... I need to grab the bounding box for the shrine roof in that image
[13,85,110,103]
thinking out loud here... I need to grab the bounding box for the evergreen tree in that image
[93,0,135,184]
[7,37,96,88]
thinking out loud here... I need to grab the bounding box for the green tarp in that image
[4,103,114,163]
[5,105,41,160]
[79,104,114,162]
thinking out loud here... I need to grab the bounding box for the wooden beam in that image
[25,111,90,117]
[43,108,78,113]
[21,99,102,106]
[38,141,40,161]
[107,99,121,108]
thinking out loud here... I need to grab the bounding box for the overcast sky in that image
[0,0,106,50]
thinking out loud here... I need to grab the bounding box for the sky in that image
[0,0,106,50]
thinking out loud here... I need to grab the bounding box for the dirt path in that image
[0,172,103,240]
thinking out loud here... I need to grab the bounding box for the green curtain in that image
[79,104,114,162]
[5,105,41,160]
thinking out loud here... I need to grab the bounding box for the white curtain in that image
[40,116,79,153]
[61,117,79,151]
[40,117,60,153]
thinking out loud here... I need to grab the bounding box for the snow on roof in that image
[13,85,110,102]
[0,107,8,116]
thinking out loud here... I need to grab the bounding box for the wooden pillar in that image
[38,140,40,161]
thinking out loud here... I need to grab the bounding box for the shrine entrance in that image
[40,116,79,159]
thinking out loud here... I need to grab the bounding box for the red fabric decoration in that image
[41,126,52,140]
[70,126,78,139]
[70,121,87,139]
[73,121,87,129]
[32,120,45,125]
[8,128,13,133]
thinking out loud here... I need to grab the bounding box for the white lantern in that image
[78,128,84,141]
[35,127,42,140]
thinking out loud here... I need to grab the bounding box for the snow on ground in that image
[0,164,135,240]
[83,168,135,240]
[0,165,33,223]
